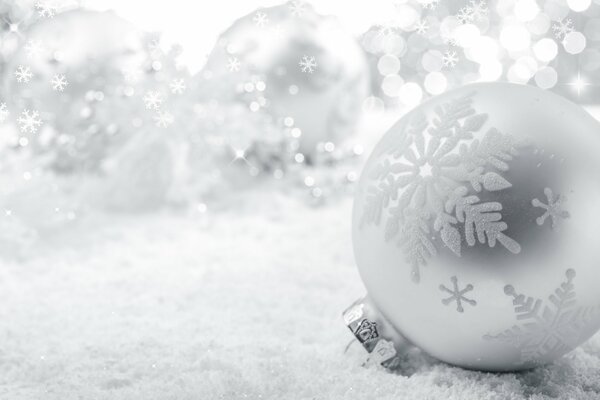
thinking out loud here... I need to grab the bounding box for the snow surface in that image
[2,190,600,399]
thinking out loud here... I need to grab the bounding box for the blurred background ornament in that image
[199,1,370,159]
[349,82,600,371]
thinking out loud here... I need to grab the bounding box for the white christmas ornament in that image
[347,82,600,371]
[199,2,369,157]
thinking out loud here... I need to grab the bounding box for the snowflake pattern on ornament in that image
[484,269,599,363]
[253,11,269,27]
[440,276,476,312]
[552,19,574,40]
[360,93,524,282]
[532,187,570,229]
[299,55,317,73]
[143,91,164,110]
[51,74,68,91]
[15,65,33,83]
[0,103,9,123]
[17,110,42,133]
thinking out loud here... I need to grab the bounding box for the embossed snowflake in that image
[456,7,474,24]
[35,1,57,18]
[443,51,459,68]
[440,276,476,312]
[0,103,9,123]
[532,188,570,229]
[484,269,598,363]
[552,19,574,40]
[360,93,523,282]
[17,110,42,133]
[169,79,186,94]
[227,57,241,72]
[51,74,68,91]
[154,110,174,128]
[468,0,488,21]
[15,65,33,83]
[253,11,269,27]
[143,91,163,110]
[299,55,317,73]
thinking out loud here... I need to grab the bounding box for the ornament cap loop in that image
[343,296,413,368]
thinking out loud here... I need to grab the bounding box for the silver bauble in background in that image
[199,2,370,157]
[351,82,600,371]
[3,9,148,173]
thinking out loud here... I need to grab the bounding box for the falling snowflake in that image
[377,24,397,38]
[17,110,42,133]
[415,20,429,35]
[440,276,476,313]
[360,93,524,282]
[154,111,174,128]
[143,91,163,110]
[24,40,44,58]
[532,187,570,229]
[123,68,142,83]
[35,1,57,18]
[443,50,459,68]
[456,7,474,24]
[227,57,241,72]
[169,79,186,94]
[15,65,33,83]
[484,269,599,363]
[51,74,68,91]
[552,19,574,40]
[289,1,305,17]
[253,11,269,27]
[468,0,488,21]
[299,55,317,73]
[419,0,440,10]
[0,103,9,123]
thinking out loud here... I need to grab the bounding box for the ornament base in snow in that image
[347,82,600,371]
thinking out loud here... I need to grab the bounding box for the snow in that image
[2,190,600,399]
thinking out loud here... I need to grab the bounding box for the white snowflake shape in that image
[415,20,429,35]
[123,68,142,83]
[418,0,440,10]
[532,187,570,229]
[360,93,523,282]
[377,24,397,38]
[154,111,174,128]
[440,276,476,313]
[484,269,598,363]
[227,57,241,72]
[456,6,474,24]
[289,1,305,17]
[169,79,186,94]
[253,11,269,27]
[143,91,163,110]
[552,18,574,40]
[443,50,459,68]
[51,74,68,91]
[469,0,488,21]
[24,40,44,58]
[15,65,33,83]
[299,55,317,73]
[35,1,57,18]
[0,103,9,123]
[17,110,42,133]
